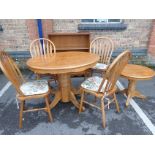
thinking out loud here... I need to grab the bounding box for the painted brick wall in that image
[53,19,152,50]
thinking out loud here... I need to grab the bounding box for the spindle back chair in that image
[0,51,53,128]
[90,37,114,65]
[30,38,57,81]
[30,38,56,58]
[90,37,114,73]
[79,50,131,128]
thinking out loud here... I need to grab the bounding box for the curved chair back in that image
[98,50,131,93]
[90,37,114,65]
[0,51,25,95]
[30,38,56,58]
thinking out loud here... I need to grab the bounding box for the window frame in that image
[78,19,127,31]
[81,19,123,24]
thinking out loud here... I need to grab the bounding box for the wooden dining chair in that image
[30,38,56,57]
[90,37,114,73]
[0,51,53,128]
[30,38,57,81]
[79,50,131,128]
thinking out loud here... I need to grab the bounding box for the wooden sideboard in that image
[48,32,90,52]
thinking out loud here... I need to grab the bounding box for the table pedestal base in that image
[50,73,81,110]
[120,80,146,107]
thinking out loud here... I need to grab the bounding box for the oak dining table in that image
[121,64,155,106]
[26,51,99,110]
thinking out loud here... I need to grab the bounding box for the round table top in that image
[121,64,155,80]
[27,52,99,74]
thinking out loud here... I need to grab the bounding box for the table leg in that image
[50,73,81,110]
[50,91,61,109]
[133,90,146,99]
[121,80,146,107]
[58,74,70,102]
[124,80,136,106]
[117,88,127,94]
[69,91,80,109]
[71,87,80,95]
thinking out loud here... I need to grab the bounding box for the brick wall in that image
[42,19,53,38]
[0,19,30,51]
[148,20,155,56]
[26,19,39,43]
[53,19,152,50]
[147,19,155,65]
[0,19,53,52]
[0,19,153,52]
[0,19,155,67]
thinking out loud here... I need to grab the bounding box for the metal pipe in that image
[37,19,43,39]
[37,19,43,53]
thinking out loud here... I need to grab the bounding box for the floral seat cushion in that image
[93,63,108,70]
[81,76,107,92]
[20,80,49,96]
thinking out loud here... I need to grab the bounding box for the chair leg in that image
[84,73,87,80]
[90,69,93,77]
[125,93,132,107]
[19,100,24,128]
[79,90,84,113]
[113,93,120,113]
[36,73,40,80]
[101,99,106,128]
[45,96,53,122]
[94,96,97,104]
[53,75,57,84]
[84,69,92,79]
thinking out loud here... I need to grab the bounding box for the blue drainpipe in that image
[37,19,43,39]
[37,19,43,53]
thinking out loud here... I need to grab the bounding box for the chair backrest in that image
[30,38,56,58]
[90,37,114,65]
[98,50,131,94]
[0,51,25,95]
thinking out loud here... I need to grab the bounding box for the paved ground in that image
[0,70,155,135]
